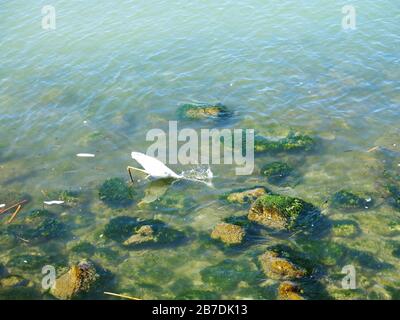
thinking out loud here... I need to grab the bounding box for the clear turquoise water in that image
[0,0,399,299]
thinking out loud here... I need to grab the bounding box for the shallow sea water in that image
[0,0,399,299]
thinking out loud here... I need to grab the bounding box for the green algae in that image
[177,103,232,120]
[99,178,136,207]
[6,209,67,244]
[254,132,315,154]
[261,162,293,184]
[331,220,360,238]
[200,259,262,292]
[331,190,371,210]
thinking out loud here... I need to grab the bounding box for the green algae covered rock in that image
[99,177,136,207]
[331,190,372,210]
[261,162,293,184]
[177,103,232,120]
[248,194,318,231]
[331,220,359,238]
[210,223,245,245]
[258,251,306,280]
[254,133,315,154]
[104,216,185,248]
[50,260,100,300]
[200,259,261,292]
[223,186,269,205]
[7,209,66,244]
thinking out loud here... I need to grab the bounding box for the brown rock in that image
[123,225,155,246]
[278,281,305,300]
[258,251,306,280]
[211,223,245,245]
[226,187,267,204]
[50,261,99,300]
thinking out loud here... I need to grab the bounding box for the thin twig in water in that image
[0,199,27,215]
[7,205,22,224]
[104,292,142,300]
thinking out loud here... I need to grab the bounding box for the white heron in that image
[127,152,213,187]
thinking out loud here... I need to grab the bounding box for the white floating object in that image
[76,153,95,158]
[44,200,65,205]
[0,204,5,208]
[131,152,182,179]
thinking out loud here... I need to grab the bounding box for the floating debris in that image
[0,204,5,208]
[43,200,65,205]
[104,291,142,300]
[7,205,22,224]
[76,153,95,158]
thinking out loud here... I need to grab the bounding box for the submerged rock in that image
[50,261,99,300]
[331,220,359,238]
[278,281,305,300]
[248,194,318,231]
[177,103,232,120]
[150,188,194,215]
[331,190,372,210]
[261,162,293,184]
[104,216,185,248]
[99,177,136,207]
[211,223,245,245]
[123,225,155,246]
[0,275,30,288]
[225,186,269,205]
[7,209,66,244]
[254,133,315,154]
[258,251,306,280]
[200,259,261,291]
[70,241,96,257]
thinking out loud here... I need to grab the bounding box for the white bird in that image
[127,152,213,187]
[128,152,182,182]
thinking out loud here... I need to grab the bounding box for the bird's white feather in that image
[131,152,181,179]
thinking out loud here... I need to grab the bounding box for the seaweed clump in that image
[278,281,305,300]
[331,190,372,210]
[254,133,315,154]
[7,209,66,244]
[261,162,293,184]
[103,216,185,248]
[99,178,136,207]
[248,194,318,231]
[177,103,232,120]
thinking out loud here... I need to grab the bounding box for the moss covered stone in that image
[99,178,135,207]
[300,240,346,266]
[258,251,306,280]
[278,281,305,300]
[331,190,372,210]
[261,162,293,184]
[211,223,245,245]
[248,194,317,231]
[225,186,268,205]
[177,103,232,120]
[254,133,315,154]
